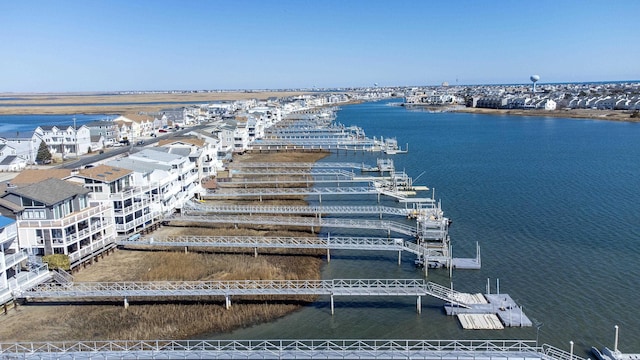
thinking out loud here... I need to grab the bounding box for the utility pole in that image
[73,117,78,159]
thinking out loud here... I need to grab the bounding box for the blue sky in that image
[1,0,638,92]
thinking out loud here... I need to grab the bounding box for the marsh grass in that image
[0,151,330,341]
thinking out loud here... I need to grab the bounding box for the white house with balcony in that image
[230,117,250,154]
[0,216,51,304]
[66,165,158,236]
[212,122,236,163]
[85,120,119,146]
[184,130,225,173]
[107,149,198,215]
[113,115,154,142]
[156,136,221,179]
[129,149,200,208]
[35,125,92,158]
[0,178,116,270]
[249,105,282,129]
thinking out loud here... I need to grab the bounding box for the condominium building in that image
[66,165,157,236]
[0,216,50,304]
[0,178,116,269]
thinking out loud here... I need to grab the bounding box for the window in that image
[23,210,46,219]
[21,197,45,207]
[78,195,87,209]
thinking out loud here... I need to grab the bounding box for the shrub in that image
[42,254,71,270]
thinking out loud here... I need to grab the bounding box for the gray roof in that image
[132,149,184,164]
[0,155,18,165]
[157,147,191,157]
[85,120,117,127]
[106,158,171,174]
[0,131,36,140]
[7,178,90,206]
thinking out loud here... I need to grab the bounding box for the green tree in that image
[36,141,52,164]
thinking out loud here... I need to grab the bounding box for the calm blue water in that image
[208,100,640,356]
[0,114,113,134]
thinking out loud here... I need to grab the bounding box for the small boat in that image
[591,347,619,360]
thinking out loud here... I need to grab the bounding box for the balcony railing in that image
[2,249,29,269]
[0,228,17,244]
[7,264,51,296]
[115,213,154,232]
[113,202,149,216]
[68,237,116,264]
[18,204,111,229]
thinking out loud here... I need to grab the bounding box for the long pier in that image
[228,168,360,177]
[203,186,421,202]
[19,279,473,314]
[169,214,420,237]
[230,161,391,171]
[116,235,449,264]
[0,340,581,360]
[183,204,419,217]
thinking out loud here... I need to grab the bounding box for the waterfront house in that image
[0,144,27,172]
[90,135,106,151]
[212,121,236,163]
[151,114,170,132]
[159,108,186,125]
[35,125,92,159]
[113,114,154,141]
[84,120,119,146]
[156,136,220,179]
[0,215,50,305]
[118,114,155,137]
[232,117,250,154]
[66,165,158,236]
[8,169,71,188]
[475,96,509,109]
[0,131,44,165]
[536,98,557,110]
[0,178,116,270]
[128,149,200,207]
[107,149,198,215]
[184,128,225,173]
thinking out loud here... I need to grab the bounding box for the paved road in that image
[58,124,209,169]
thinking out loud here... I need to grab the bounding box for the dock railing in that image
[0,339,585,359]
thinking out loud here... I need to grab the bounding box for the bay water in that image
[207,99,640,357]
[0,114,113,134]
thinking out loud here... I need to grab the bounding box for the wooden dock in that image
[457,314,504,330]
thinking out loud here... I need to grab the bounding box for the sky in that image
[1,0,639,92]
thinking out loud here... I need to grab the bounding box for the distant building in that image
[35,125,92,158]
[0,131,43,165]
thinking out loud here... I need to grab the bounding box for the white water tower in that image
[530,75,540,93]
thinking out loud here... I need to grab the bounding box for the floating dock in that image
[445,293,533,328]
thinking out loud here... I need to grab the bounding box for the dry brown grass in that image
[0,91,309,115]
[454,107,639,122]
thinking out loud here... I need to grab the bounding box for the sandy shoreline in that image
[451,107,639,122]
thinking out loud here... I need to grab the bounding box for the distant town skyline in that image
[1,0,639,93]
